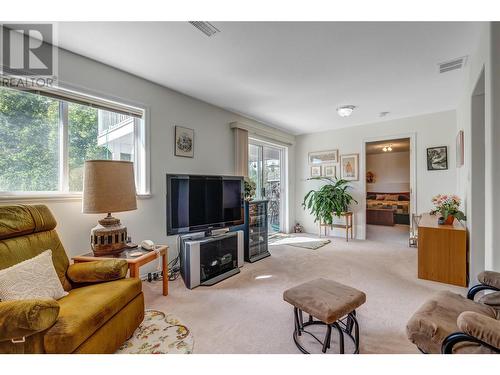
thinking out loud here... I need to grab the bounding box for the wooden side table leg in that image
[345,215,348,242]
[129,264,140,278]
[350,214,353,239]
[162,253,169,296]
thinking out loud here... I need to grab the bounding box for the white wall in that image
[456,22,500,281]
[366,151,410,193]
[0,47,295,276]
[295,110,457,239]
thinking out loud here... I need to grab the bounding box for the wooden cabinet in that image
[417,213,467,287]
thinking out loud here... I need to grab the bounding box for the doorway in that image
[248,139,285,234]
[364,137,413,245]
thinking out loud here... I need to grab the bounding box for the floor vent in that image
[438,56,467,73]
[189,21,220,37]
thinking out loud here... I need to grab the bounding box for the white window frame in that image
[0,85,150,202]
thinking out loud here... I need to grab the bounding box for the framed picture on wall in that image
[427,146,448,170]
[322,164,336,178]
[456,130,464,168]
[340,154,359,181]
[308,149,338,165]
[175,126,194,158]
[310,166,321,178]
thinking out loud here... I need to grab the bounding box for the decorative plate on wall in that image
[175,126,194,158]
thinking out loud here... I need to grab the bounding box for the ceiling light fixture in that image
[337,105,356,117]
[382,144,393,152]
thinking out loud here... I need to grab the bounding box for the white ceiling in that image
[55,22,482,135]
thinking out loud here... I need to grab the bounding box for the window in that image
[0,85,148,196]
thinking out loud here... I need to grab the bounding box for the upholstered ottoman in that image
[283,278,366,354]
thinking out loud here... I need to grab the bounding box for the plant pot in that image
[439,215,455,225]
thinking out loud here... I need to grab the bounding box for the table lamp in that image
[82,160,137,256]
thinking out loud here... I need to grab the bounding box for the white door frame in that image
[249,137,288,233]
[361,132,417,236]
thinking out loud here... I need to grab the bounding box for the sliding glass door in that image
[248,140,284,233]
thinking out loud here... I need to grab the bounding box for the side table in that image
[319,212,354,242]
[72,245,169,296]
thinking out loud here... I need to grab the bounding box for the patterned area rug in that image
[116,310,194,354]
[287,239,331,250]
[269,233,331,250]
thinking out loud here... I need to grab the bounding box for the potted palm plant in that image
[302,177,358,225]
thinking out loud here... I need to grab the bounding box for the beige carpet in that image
[143,233,465,354]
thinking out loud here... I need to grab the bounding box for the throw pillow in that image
[385,194,399,201]
[0,250,68,301]
[375,194,386,200]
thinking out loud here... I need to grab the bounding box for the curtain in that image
[233,128,249,177]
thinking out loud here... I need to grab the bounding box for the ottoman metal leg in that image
[322,325,332,353]
[346,310,356,334]
[294,307,302,337]
[333,322,345,354]
[348,311,360,353]
[292,310,360,354]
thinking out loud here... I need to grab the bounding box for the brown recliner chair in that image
[0,204,145,353]
[407,271,500,354]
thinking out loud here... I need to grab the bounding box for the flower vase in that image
[444,215,455,225]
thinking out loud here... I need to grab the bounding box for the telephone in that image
[141,240,155,251]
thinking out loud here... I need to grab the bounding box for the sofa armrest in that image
[457,311,500,350]
[0,299,59,342]
[67,259,128,284]
[478,271,500,289]
[467,271,500,300]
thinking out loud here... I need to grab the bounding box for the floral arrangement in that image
[430,194,466,222]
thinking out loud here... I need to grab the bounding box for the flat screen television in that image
[166,174,244,235]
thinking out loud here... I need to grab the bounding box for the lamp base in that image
[90,213,128,256]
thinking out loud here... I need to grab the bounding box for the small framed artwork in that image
[308,149,338,165]
[456,130,464,168]
[340,154,359,181]
[322,164,336,178]
[175,126,194,158]
[427,146,448,170]
[310,166,321,178]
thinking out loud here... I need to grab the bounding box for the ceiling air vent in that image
[189,21,220,37]
[438,56,468,74]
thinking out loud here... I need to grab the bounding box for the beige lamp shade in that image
[82,160,137,214]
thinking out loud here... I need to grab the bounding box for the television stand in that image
[180,230,244,289]
[201,267,240,286]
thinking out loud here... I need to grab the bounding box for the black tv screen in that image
[166,174,244,235]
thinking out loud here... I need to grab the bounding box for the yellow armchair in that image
[67,259,128,284]
[0,204,144,354]
[0,299,60,347]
